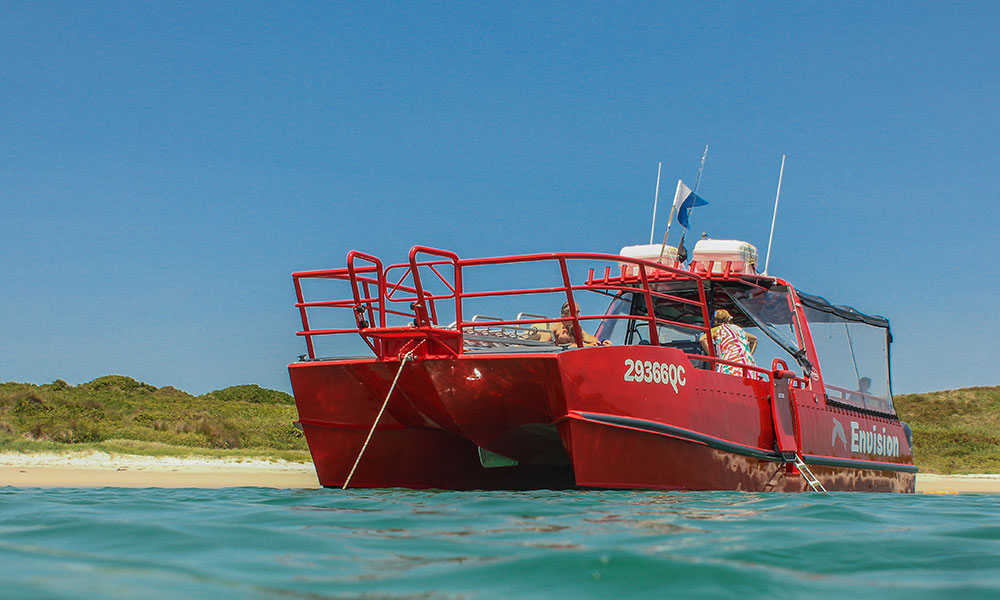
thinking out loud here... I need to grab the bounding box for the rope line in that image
[342,351,415,489]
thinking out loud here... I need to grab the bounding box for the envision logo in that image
[850,421,901,458]
[831,418,847,449]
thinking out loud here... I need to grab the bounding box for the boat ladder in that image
[785,452,826,493]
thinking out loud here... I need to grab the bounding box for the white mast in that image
[659,180,683,262]
[648,162,662,245]
[764,154,786,276]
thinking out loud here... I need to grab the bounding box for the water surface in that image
[2,488,998,598]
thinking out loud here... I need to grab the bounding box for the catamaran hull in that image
[289,346,915,492]
[300,424,575,490]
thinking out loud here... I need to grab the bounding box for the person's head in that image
[561,301,580,317]
[859,377,872,392]
[714,309,733,324]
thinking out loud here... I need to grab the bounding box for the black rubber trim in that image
[802,454,919,473]
[573,411,918,474]
[572,411,781,462]
[825,397,899,419]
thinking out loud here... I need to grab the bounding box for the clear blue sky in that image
[2,2,997,395]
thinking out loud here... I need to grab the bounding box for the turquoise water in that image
[2,488,999,599]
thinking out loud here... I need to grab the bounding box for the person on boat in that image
[699,309,757,375]
[849,377,873,407]
[529,301,611,347]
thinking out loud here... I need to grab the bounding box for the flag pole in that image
[659,179,683,262]
[764,154,785,276]
[648,162,662,245]
[674,145,709,264]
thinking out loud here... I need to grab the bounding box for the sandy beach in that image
[0,452,321,489]
[1,452,997,492]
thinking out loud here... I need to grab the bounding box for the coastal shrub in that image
[12,393,49,416]
[84,375,158,393]
[201,385,295,405]
[0,390,21,408]
[79,397,108,415]
[200,419,241,449]
[161,413,242,449]
[895,386,1000,473]
[154,386,192,399]
[28,422,49,440]
[50,419,103,444]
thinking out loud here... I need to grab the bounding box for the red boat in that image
[288,241,916,492]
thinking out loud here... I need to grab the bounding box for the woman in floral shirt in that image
[699,309,758,375]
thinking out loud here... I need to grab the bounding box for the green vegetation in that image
[1,376,997,474]
[894,386,1000,474]
[0,376,310,462]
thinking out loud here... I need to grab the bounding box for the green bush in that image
[895,386,1000,474]
[201,384,295,405]
[83,375,158,393]
[0,376,307,455]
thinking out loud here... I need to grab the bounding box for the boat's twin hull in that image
[289,346,915,492]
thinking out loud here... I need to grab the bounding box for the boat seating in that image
[463,344,564,354]
[446,312,612,351]
[454,314,558,349]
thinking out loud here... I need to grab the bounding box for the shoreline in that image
[0,451,321,489]
[2,452,998,492]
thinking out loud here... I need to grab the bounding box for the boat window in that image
[596,293,636,346]
[597,288,706,349]
[801,304,894,414]
[723,286,807,376]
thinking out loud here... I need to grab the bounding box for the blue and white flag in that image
[673,179,708,229]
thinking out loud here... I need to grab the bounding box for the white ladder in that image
[789,454,827,493]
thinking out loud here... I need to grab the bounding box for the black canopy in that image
[796,291,890,329]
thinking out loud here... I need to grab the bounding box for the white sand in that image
[914,473,1000,494]
[0,451,320,488]
[0,451,312,471]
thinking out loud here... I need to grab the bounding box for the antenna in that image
[691,145,709,197]
[763,154,786,275]
[648,162,662,245]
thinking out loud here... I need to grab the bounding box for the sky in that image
[2,2,998,396]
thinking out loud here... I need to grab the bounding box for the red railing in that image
[293,247,741,361]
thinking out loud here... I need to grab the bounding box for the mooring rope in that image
[342,351,415,489]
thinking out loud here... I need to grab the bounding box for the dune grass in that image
[0,376,310,461]
[893,386,1000,474]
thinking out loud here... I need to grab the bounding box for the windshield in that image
[721,285,806,376]
[802,304,893,413]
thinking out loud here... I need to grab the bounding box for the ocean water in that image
[1,488,999,599]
